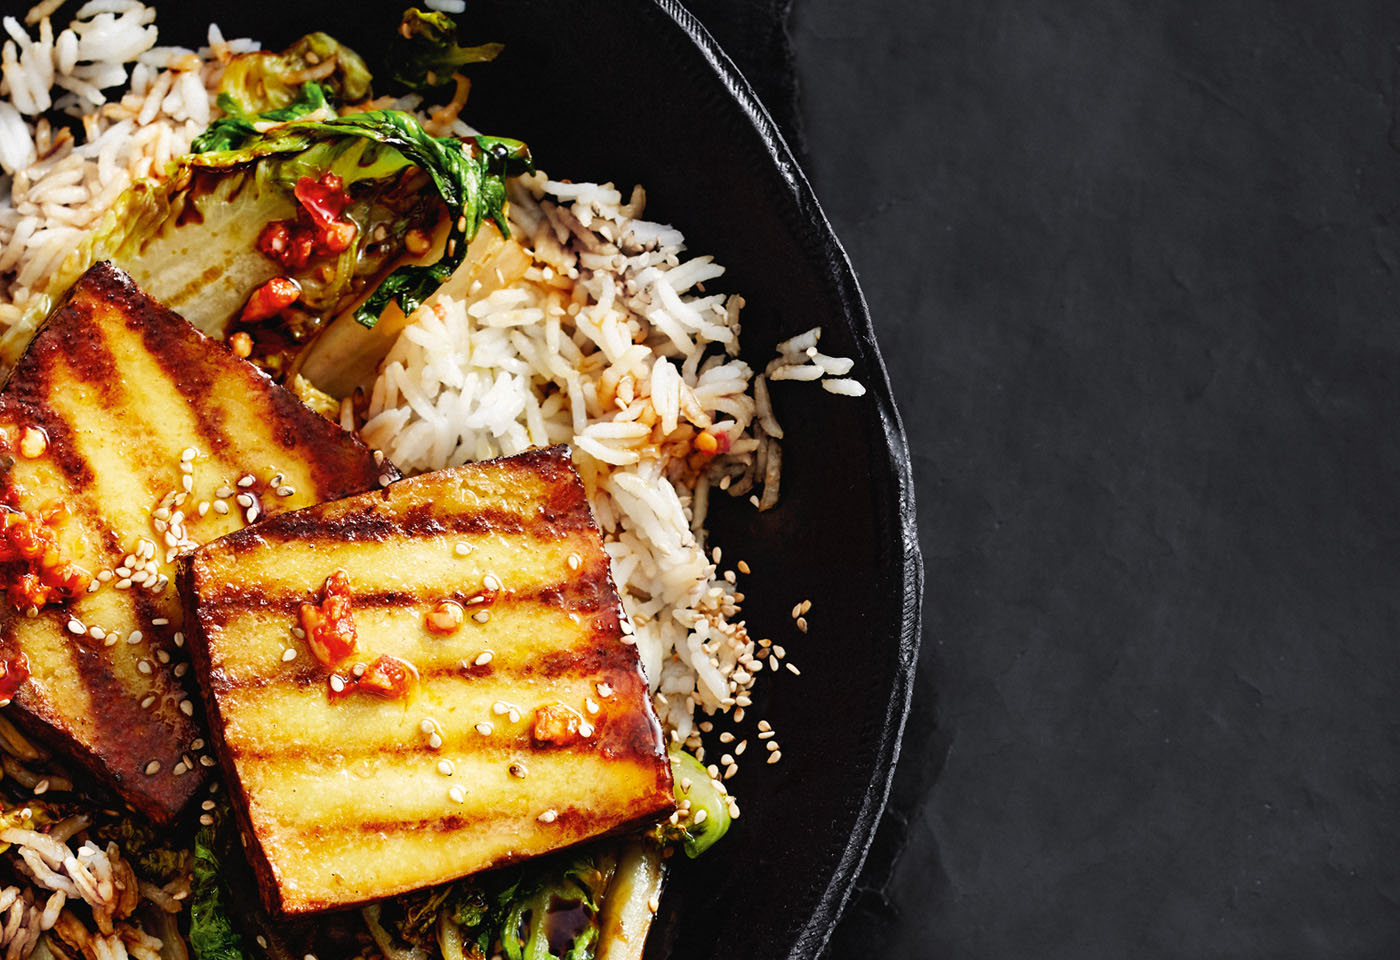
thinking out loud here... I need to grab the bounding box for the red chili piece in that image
[256,172,358,271]
[0,653,30,703]
[299,569,357,667]
[0,501,90,611]
[532,703,582,746]
[356,655,418,700]
[240,277,302,324]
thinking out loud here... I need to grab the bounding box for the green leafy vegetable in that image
[191,82,331,154]
[219,31,371,117]
[88,813,186,884]
[387,8,503,92]
[664,746,732,858]
[189,809,247,960]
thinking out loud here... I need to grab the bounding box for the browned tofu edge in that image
[179,445,676,914]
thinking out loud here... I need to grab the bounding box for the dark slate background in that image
[693,0,1400,956]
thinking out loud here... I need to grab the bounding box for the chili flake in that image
[239,277,301,324]
[0,653,30,705]
[0,502,90,611]
[299,569,357,667]
[329,654,418,702]
[532,703,584,747]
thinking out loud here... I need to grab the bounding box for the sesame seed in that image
[292,627,305,639]
[719,732,734,744]
[281,648,296,662]
[537,809,558,823]
[103,635,116,647]
[483,574,502,592]
[136,660,153,676]
[429,733,443,749]
[245,507,259,523]
[800,599,812,615]
[585,697,599,714]
[191,739,205,750]
[276,485,295,497]
[567,553,581,570]
[200,755,216,767]
[474,722,493,736]
[453,543,472,557]
[795,617,808,633]
[201,800,216,811]
[725,763,739,779]
[174,664,189,677]
[237,475,255,488]
[437,759,455,776]
[154,507,171,520]
[173,762,187,776]
[153,618,169,626]
[213,501,229,515]
[786,663,801,676]
[768,751,782,764]
[693,808,708,825]
[66,619,84,635]
[378,473,393,487]
[235,493,253,508]
[579,722,594,737]
[144,761,160,776]
[329,675,345,693]
[492,702,508,715]
[419,718,436,734]
[734,707,746,723]
[86,582,99,593]
[182,475,193,492]
[737,560,751,574]
[474,651,493,666]
[180,700,194,716]
[448,785,466,803]
[199,814,213,826]
[215,486,232,499]
[140,696,156,709]
[174,632,184,647]
[509,762,527,778]
[508,709,520,723]
[766,740,779,751]
[472,610,491,624]
[197,502,209,517]
[155,649,170,664]
[181,447,197,462]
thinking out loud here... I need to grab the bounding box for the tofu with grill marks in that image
[180,445,674,914]
[0,262,393,822]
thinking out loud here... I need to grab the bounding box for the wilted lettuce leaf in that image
[189,813,247,960]
[219,31,371,117]
[387,8,503,92]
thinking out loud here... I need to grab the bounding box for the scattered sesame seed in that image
[281,648,296,662]
[579,722,594,738]
[155,649,170,664]
[474,650,493,665]
[152,617,169,626]
[737,560,751,574]
[276,485,294,497]
[237,475,255,488]
[698,721,713,733]
[474,722,493,736]
[212,501,229,515]
[483,574,502,592]
[795,617,808,633]
[173,762,187,776]
[181,475,193,492]
[235,493,253,508]
[472,610,491,624]
[329,675,345,693]
[758,730,775,740]
[201,800,216,811]
[785,663,801,676]
[174,663,189,678]
[199,755,216,767]
[144,761,160,776]
[537,809,558,823]
[448,785,466,804]
[136,661,151,675]
[509,762,527,778]
[585,697,599,714]
[429,733,443,749]
[199,813,214,826]
[66,619,84,635]
[768,751,782,765]
[453,542,472,557]
[191,739,205,750]
[86,581,99,594]
[180,700,194,716]
[693,808,708,825]
[245,506,259,523]
[140,696,156,709]
[567,553,581,570]
[719,731,734,744]
[766,740,779,752]
[437,759,455,776]
[174,632,184,647]
[378,473,393,487]
[508,709,520,723]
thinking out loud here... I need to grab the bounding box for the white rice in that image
[362,173,864,746]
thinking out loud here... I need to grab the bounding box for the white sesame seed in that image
[352,662,366,678]
[448,785,466,804]
[237,475,255,488]
[137,661,151,675]
[474,650,493,665]
[483,574,501,592]
[509,762,527,778]
[180,700,194,716]
[172,762,187,776]
[213,501,229,515]
[276,485,294,497]
[32,779,49,796]
[437,759,455,776]
[197,502,210,517]
[766,740,780,751]
[537,809,558,823]
[567,553,581,570]
[329,675,345,693]
[201,799,216,811]
[182,475,193,492]
[200,755,216,767]
[156,649,170,664]
[174,663,189,677]
[474,722,493,736]
[153,618,169,626]
[97,571,113,582]
[191,739,205,750]
[292,627,306,639]
[786,663,802,676]
[585,697,599,714]
[245,507,259,523]
[103,635,116,647]
[419,718,435,734]
[144,761,160,776]
[429,733,443,749]
[378,473,393,487]
[181,447,197,462]
[579,722,594,737]
[768,751,782,764]
[174,632,184,647]
[735,740,748,755]
[281,648,296,662]
[693,808,708,825]
[215,486,233,499]
[472,611,491,624]
[719,732,734,744]
[199,814,214,826]
[140,696,156,709]
[795,617,808,633]
[235,493,253,508]
[66,619,84,635]
[453,542,472,556]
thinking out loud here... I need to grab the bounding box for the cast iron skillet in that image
[148,1,924,956]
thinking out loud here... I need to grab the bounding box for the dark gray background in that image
[694,0,1400,956]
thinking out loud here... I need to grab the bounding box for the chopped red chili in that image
[256,172,358,271]
[0,653,30,704]
[0,502,90,611]
[299,569,357,667]
[355,655,418,700]
[240,277,302,324]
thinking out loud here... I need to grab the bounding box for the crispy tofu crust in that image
[181,446,675,914]
[0,262,393,822]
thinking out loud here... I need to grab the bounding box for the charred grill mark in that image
[193,559,617,625]
[288,804,639,841]
[234,499,594,548]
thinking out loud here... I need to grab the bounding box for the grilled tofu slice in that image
[181,445,674,914]
[0,262,393,822]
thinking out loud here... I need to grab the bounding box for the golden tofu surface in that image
[0,262,391,822]
[181,446,674,914]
